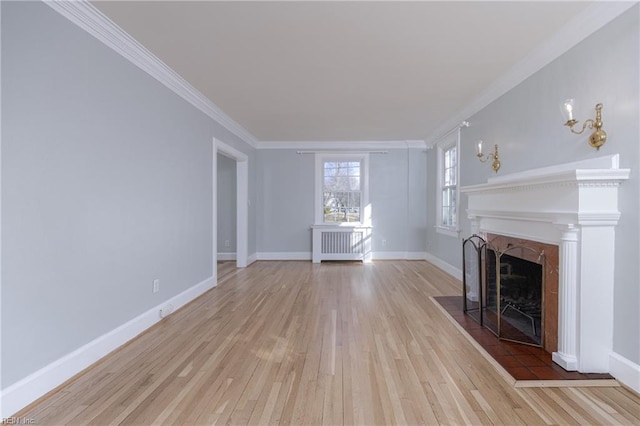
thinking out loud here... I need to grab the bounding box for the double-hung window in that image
[315,153,369,225]
[436,133,460,236]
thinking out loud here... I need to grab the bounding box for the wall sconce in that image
[476,140,500,173]
[561,99,607,150]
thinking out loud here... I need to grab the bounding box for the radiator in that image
[311,225,372,263]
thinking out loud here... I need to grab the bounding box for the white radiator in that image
[311,225,372,263]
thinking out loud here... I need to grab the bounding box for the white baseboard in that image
[372,251,428,260]
[247,253,258,265]
[0,275,216,418]
[256,252,312,260]
[610,352,640,393]
[217,252,237,261]
[255,252,429,261]
[424,252,463,281]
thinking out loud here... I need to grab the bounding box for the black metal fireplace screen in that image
[462,235,545,347]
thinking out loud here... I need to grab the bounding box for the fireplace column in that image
[552,225,579,371]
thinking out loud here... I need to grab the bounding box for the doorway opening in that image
[213,139,248,284]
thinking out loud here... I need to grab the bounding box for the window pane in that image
[323,190,361,223]
[440,146,458,228]
[442,207,450,226]
[323,160,362,223]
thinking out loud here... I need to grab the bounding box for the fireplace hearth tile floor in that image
[432,296,616,387]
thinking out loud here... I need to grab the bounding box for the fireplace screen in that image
[463,235,545,347]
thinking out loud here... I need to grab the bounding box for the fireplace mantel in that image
[461,154,630,373]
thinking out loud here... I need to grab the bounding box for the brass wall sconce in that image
[476,140,500,173]
[561,99,607,150]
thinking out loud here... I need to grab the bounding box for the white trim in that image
[315,152,370,226]
[46,0,258,149]
[260,140,427,150]
[214,139,249,270]
[609,352,640,394]
[247,253,258,265]
[255,252,429,261]
[0,1,3,418]
[425,2,637,147]
[435,226,460,238]
[0,275,215,419]
[217,252,237,261]
[435,131,461,235]
[424,252,463,281]
[462,160,629,373]
[372,252,428,260]
[256,252,312,261]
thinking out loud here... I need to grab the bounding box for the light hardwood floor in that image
[16,261,640,425]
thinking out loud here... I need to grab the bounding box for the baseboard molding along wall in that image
[255,252,429,261]
[0,276,216,419]
[610,352,640,394]
[217,252,237,261]
[424,252,463,281]
[256,252,312,261]
[372,251,427,260]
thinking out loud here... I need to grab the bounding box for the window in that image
[323,161,361,223]
[442,146,457,227]
[436,132,460,236]
[315,153,369,225]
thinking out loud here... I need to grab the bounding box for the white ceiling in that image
[92,1,594,143]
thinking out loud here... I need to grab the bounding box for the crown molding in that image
[46,0,259,149]
[258,140,426,150]
[425,1,638,147]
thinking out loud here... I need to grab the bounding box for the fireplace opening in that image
[463,235,547,349]
[486,250,543,346]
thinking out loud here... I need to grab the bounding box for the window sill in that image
[312,223,372,229]
[435,226,460,238]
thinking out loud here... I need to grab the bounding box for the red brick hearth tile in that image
[583,373,614,380]
[514,354,549,367]
[432,296,615,383]
[505,367,539,381]
[528,366,566,380]
[494,355,523,368]
[533,350,553,362]
[554,367,586,380]
[503,343,533,356]
[484,345,512,358]
[476,336,502,348]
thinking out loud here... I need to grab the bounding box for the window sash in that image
[315,153,369,226]
[436,135,459,235]
[322,160,362,223]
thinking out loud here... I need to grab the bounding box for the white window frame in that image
[435,131,460,237]
[315,152,370,226]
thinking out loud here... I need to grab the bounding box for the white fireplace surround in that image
[461,154,630,373]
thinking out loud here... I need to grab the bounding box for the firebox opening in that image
[486,251,543,347]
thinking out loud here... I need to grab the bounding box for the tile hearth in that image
[433,296,615,385]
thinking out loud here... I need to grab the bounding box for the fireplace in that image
[460,154,629,373]
[464,233,559,352]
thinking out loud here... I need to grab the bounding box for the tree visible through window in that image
[441,146,457,227]
[323,161,362,223]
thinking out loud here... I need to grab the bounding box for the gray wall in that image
[1,2,256,388]
[426,6,639,364]
[217,154,237,254]
[256,150,316,253]
[256,148,427,255]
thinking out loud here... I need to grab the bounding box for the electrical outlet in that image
[224,240,230,247]
[152,279,160,293]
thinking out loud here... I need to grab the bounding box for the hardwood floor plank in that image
[12,260,640,425]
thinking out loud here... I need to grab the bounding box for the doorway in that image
[213,138,248,285]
